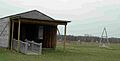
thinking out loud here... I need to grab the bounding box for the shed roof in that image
[12,10,55,20]
[13,10,70,25]
[1,10,70,25]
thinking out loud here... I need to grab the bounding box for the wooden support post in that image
[64,25,67,51]
[17,19,21,51]
[11,21,14,50]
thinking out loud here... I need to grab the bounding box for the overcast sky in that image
[0,0,120,37]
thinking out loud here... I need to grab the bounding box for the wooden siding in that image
[43,25,57,48]
[0,18,9,47]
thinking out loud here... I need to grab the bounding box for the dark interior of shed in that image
[13,23,40,42]
[11,22,57,48]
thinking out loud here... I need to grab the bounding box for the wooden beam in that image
[13,19,67,25]
[64,25,67,51]
[11,21,14,50]
[20,18,69,25]
[17,19,21,51]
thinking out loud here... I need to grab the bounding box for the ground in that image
[0,42,120,61]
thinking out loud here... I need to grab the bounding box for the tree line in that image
[57,35,120,43]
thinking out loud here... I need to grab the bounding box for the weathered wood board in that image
[0,18,9,47]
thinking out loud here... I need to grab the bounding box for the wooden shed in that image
[0,10,70,54]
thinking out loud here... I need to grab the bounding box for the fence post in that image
[25,42,28,54]
[25,39,28,54]
[31,41,34,51]
[39,43,42,55]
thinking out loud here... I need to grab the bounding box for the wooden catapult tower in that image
[99,27,110,47]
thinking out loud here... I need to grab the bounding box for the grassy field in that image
[0,42,120,61]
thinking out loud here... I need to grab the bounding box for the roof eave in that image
[11,17,71,25]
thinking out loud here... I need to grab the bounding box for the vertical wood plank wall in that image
[43,25,57,48]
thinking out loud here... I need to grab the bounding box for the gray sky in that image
[0,0,120,37]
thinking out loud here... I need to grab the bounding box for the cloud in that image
[57,0,69,3]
